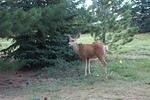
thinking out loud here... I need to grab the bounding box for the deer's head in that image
[67,33,81,47]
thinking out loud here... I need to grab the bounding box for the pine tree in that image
[0,0,83,69]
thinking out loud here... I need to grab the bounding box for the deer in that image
[67,33,108,79]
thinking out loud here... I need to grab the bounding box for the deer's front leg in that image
[85,59,88,76]
[88,59,91,74]
[101,60,107,79]
[98,56,107,79]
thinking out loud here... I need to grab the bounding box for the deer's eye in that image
[71,40,75,42]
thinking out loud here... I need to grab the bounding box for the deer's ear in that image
[66,34,73,40]
[75,32,81,39]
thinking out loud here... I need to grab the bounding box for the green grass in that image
[77,34,95,44]
[108,59,150,81]
[0,38,13,51]
[45,59,150,82]
[117,33,150,55]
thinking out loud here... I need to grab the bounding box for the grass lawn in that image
[117,34,150,55]
[0,33,150,100]
[0,38,13,51]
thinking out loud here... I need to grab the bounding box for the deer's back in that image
[78,43,105,60]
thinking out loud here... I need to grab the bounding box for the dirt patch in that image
[52,83,150,100]
[0,71,150,100]
[0,71,50,94]
[0,71,34,89]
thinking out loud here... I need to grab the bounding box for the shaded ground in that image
[0,70,150,100]
[53,84,150,100]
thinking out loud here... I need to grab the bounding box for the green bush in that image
[0,59,25,72]
[8,34,77,69]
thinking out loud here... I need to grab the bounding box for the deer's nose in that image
[68,43,72,47]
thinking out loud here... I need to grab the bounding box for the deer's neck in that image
[72,43,80,55]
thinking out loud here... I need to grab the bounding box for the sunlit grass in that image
[77,34,95,44]
[118,33,150,55]
[0,38,14,51]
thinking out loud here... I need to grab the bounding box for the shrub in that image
[0,59,25,72]
[8,33,78,70]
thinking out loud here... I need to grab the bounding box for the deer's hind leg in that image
[97,56,107,79]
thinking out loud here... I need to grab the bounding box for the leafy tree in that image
[87,0,138,49]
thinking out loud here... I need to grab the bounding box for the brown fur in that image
[78,43,106,61]
[68,34,107,78]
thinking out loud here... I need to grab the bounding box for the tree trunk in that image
[102,28,106,44]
